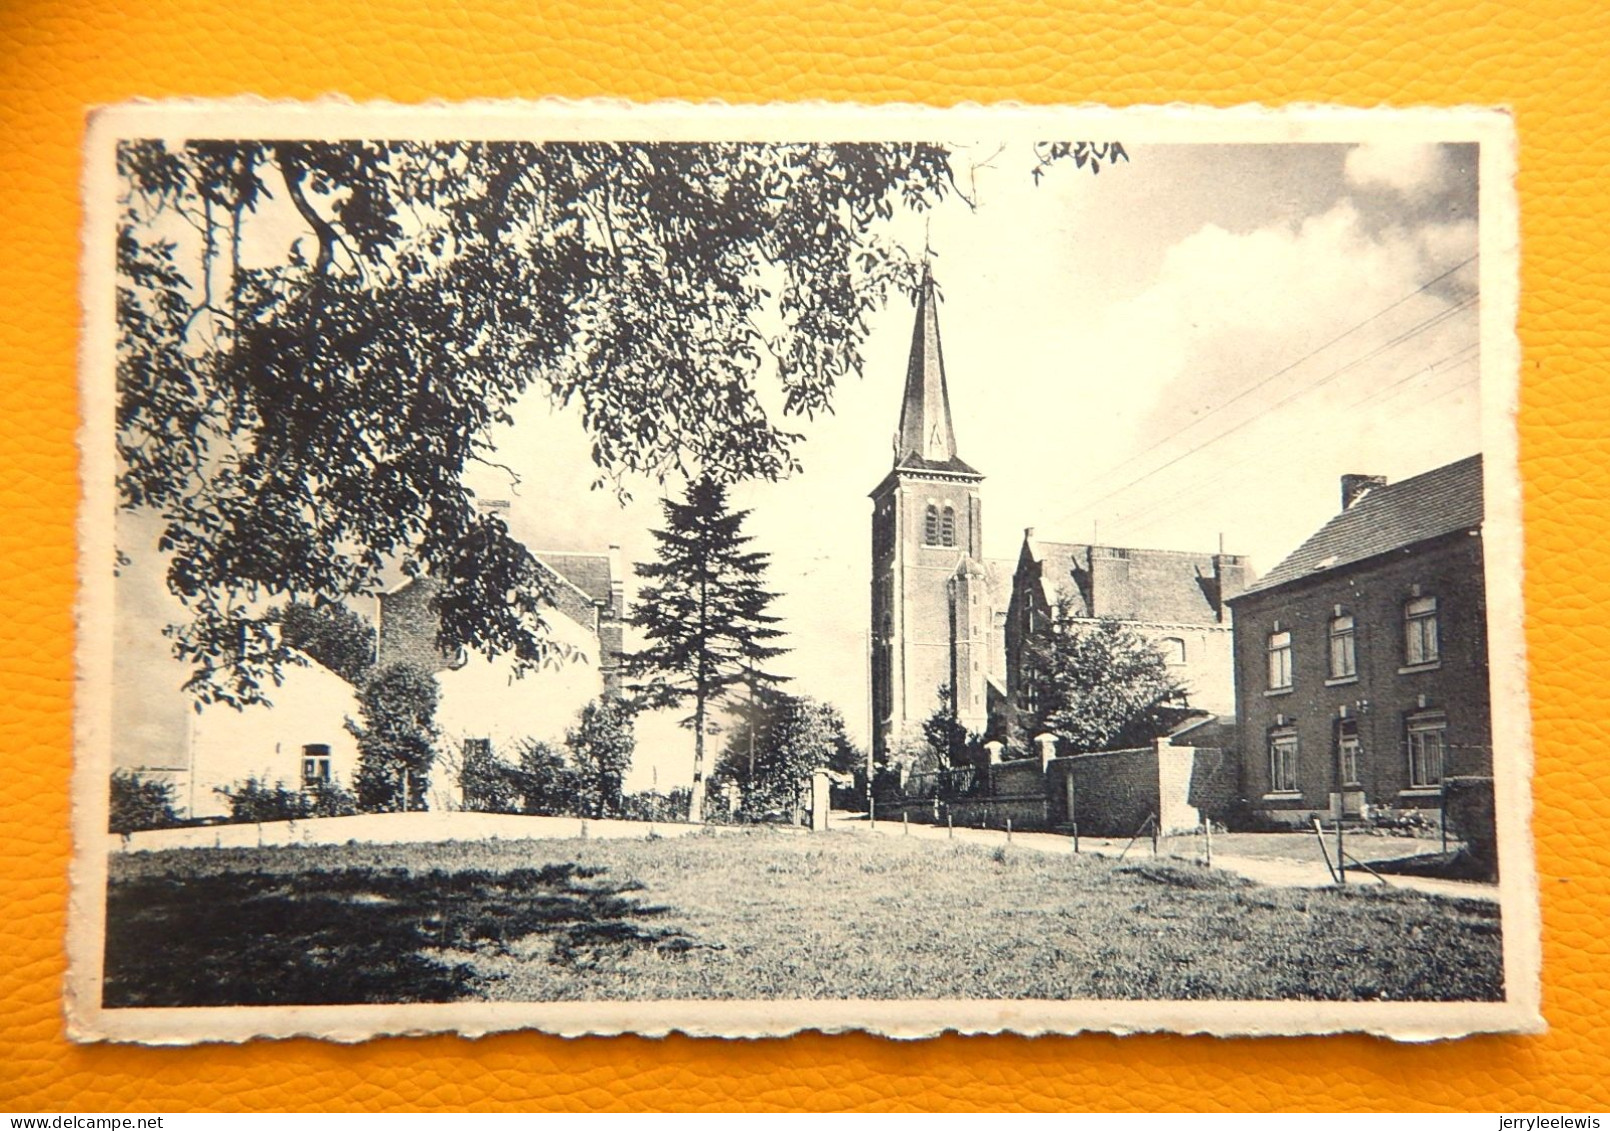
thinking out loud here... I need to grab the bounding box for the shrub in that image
[307,782,360,818]
[515,739,583,816]
[109,770,180,834]
[460,743,523,814]
[217,777,308,822]
[566,699,635,818]
[349,662,440,812]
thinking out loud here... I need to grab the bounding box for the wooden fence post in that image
[1311,816,1338,883]
[1335,810,1346,885]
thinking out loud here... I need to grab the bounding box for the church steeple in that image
[869,265,987,769]
[894,267,963,468]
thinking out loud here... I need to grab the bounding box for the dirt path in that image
[836,812,1500,903]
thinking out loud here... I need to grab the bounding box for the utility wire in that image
[1045,292,1479,531]
[1109,344,1479,541]
[1113,343,1478,536]
[1054,252,1479,511]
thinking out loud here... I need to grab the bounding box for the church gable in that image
[1021,539,1236,626]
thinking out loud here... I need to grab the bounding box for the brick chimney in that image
[1211,553,1249,621]
[607,543,625,619]
[1341,474,1388,510]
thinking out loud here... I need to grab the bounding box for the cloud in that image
[1344,142,1450,197]
[1032,192,1481,572]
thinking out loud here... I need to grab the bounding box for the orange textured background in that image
[3,0,1607,1112]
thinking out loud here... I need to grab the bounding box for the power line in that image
[1046,293,1478,530]
[1114,344,1478,535]
[1110,344,1479,541]
[1051,252,1479,512]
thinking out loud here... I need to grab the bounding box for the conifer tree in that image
[626,477,788,821]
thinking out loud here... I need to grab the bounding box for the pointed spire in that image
[894,264,960,468]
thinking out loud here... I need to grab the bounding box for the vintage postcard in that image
[70,99,1540,1042]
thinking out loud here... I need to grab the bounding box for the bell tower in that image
[869,268,985,767]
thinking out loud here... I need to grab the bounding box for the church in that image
[869,271,1245,767]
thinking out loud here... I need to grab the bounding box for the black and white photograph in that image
[70,100,1538,1042]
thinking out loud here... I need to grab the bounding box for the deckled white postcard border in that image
[70,99,1539,1043]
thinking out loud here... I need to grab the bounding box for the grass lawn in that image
[104,828,1503,1007]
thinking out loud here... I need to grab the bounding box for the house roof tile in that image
[534,551,614,606]
[1027,540,1228,625]
[1238,454,1483,597]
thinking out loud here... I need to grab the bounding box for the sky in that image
[115,139,1485,792]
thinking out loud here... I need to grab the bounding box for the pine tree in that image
[626,477,788,821]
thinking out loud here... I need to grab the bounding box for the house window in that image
[1267,630,1293,690]
[1020,662,1040,716]
[1407,713,1446,788]
[924,504,941,545]
[1328,614,1356,678]
[1405,595,1440,665]
[940,504,957,547]
[1161,636,1186,665]
[1269,728,1299,793]
[1337,721,1362,787]
[301,743,332,787]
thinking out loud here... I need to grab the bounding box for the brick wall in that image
[1053,747,1157,837]
[884,742,1225,837]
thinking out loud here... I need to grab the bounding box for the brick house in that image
[1225,455,1490,826]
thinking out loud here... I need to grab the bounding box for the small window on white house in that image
[301,743,332,787]
[1407,713,1447,788]
[1269,728,1299,793]
[1161,637,1187,665]
[1267,630,1293,689]
[1328,614,1356,678]
[1405,596,1440,665]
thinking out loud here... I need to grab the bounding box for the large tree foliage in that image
[1017,602,1190,753]
[625,476,788,821]
[115,138,1124,707]
[347,662,441,811]
[116,139,949,706]
[270,599,376,686]
[714,693,858,820]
